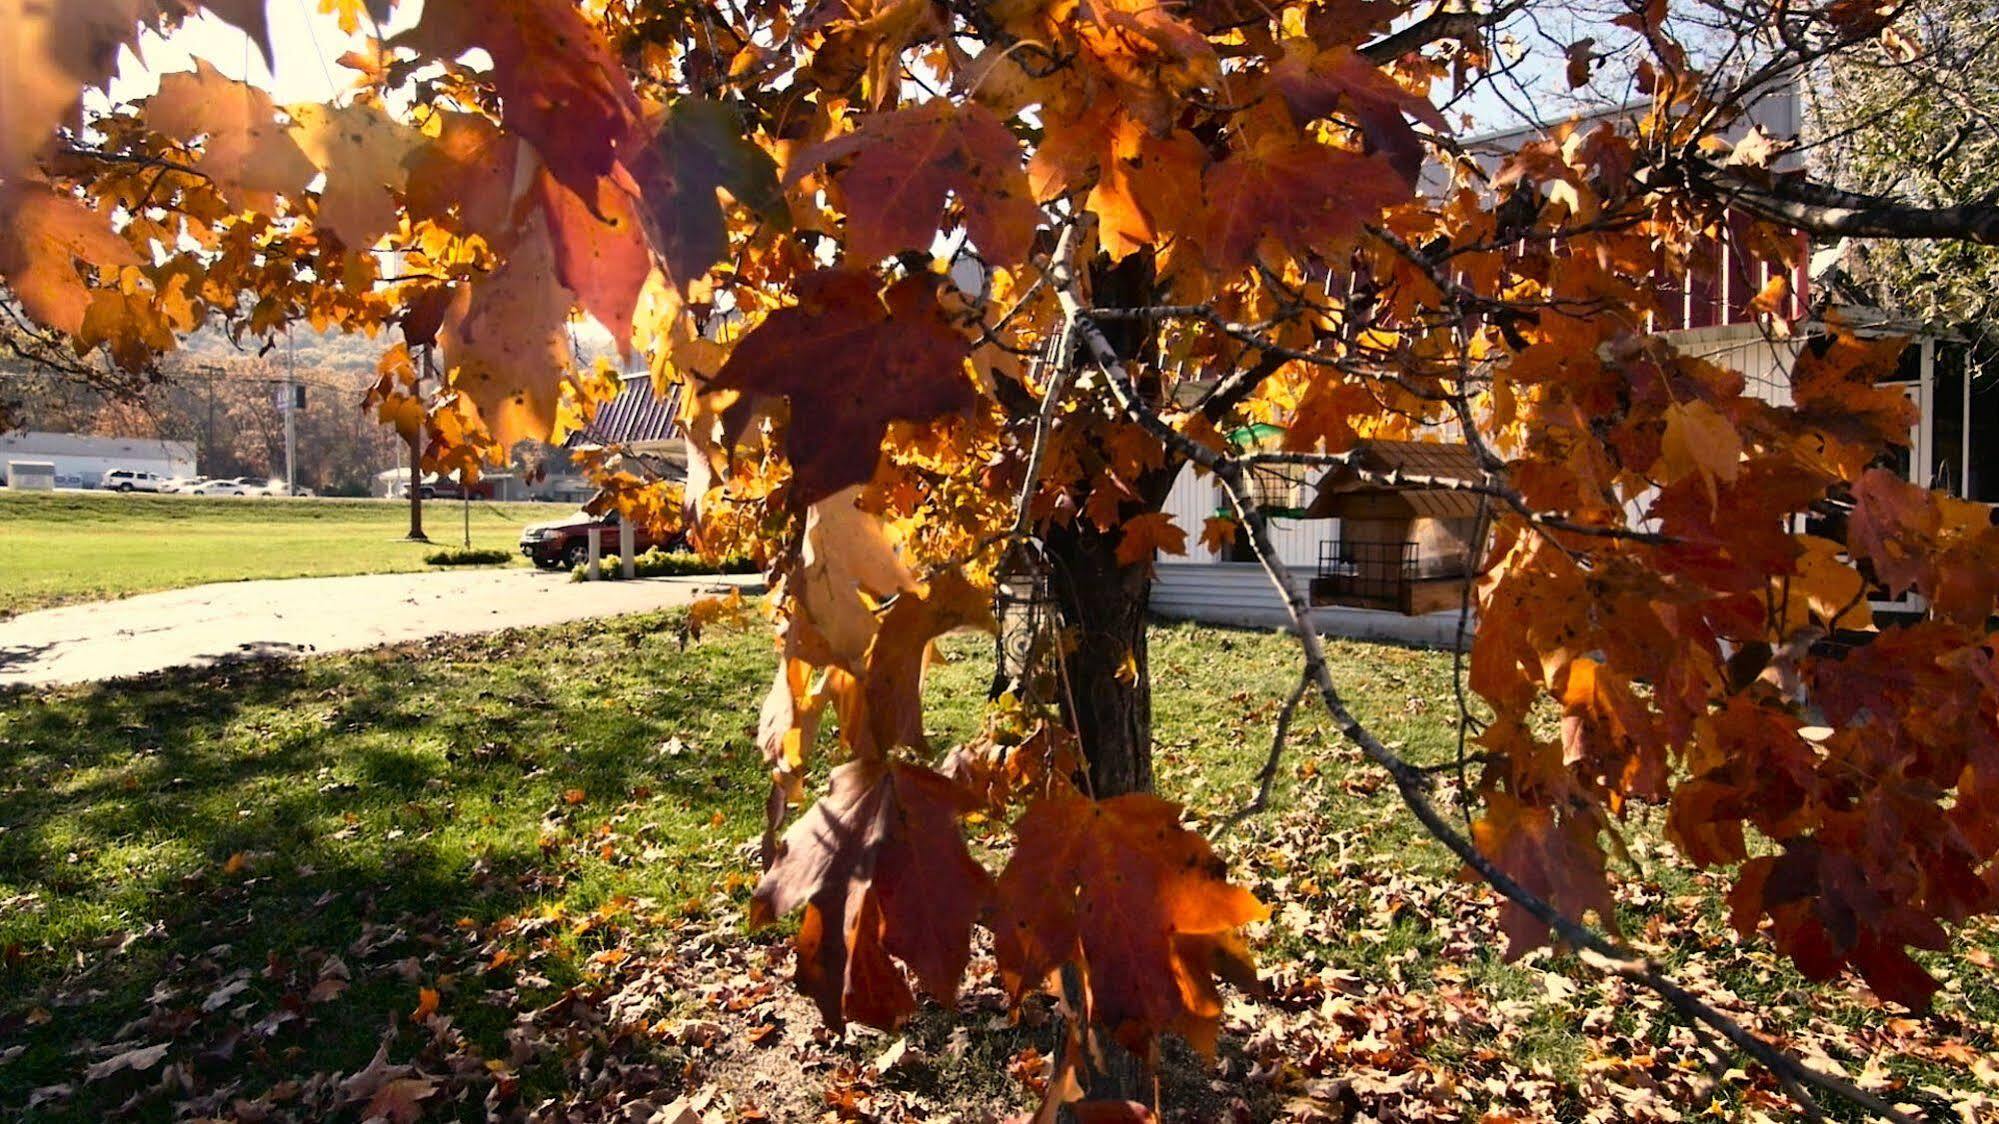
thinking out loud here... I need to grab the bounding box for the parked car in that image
[400,477,491,500]
[519,510,683,570]
[264,482,315,497]
[158,476,196,493]
[189,476,258,496]
[101,468,171,492]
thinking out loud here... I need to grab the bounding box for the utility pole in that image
[406,346,430,542]
[198,364,223,475]
[283,327,297,495]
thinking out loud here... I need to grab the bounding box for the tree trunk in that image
[1044,252,1174,1108]
[1045,516,1155,797]
[1045,516,1155,1109]
[405,426,428,543]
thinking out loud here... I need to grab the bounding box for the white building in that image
[0,431,195,489]
[1147,316,1979,645]
[1146,80,1987,645]
[1152,442,1477,647]
[370,467,529,501]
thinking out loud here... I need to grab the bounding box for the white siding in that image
[0,432,196,488]
[1157,461,1325,569]
[1159,460,1222,560]
[1669,322,1802,407]
[1150,464,1466,646]
[1152,561,1466,646]
[1152,561,1307,619]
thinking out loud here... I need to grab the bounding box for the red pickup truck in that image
[518,510,681,570]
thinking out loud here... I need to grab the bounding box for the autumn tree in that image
[8,0,1999,1117]
[1810,0,1999,332]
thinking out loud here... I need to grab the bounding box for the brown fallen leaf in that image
[364,1075,438,1124]
[82,1041,168,1083]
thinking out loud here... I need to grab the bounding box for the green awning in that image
[1226,423,1285,448]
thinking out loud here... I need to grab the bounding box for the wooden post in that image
[586,528,601,580]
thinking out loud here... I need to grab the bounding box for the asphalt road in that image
[0,569,756,688]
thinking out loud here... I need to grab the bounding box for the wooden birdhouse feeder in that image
[1304,440,1487,616]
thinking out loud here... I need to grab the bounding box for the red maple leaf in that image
[752,760,993,1029]
[535,166,650,347]
[789,100,1039,266]
[402,0,643,201]
[711,268,976,504]
[1266,43,1447,183]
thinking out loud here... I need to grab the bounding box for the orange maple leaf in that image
[1198,515,1239,555]
[991,791,1266,1055]
[438,211,577,450]
[855,570,996,757]
[143,62,317,212]
[402,111,523,238]
[0,182,139,338]
[1114,511,1188,571]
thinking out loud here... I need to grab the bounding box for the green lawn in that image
[0,491,575,616]
[0,616,1992,1121]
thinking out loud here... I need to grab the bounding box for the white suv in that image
[101,469,169,493]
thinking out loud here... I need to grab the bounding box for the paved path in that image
[0,569,757,688]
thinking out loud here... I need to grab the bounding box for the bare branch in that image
[1359,0,1526,64]
[1047,262,1930,1123]
[1674,161,1999,244]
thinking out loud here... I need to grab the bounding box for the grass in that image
[0,616,1992,1120]
[0,612,776,1118]
[0,491,575,616]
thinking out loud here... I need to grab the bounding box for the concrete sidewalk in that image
[0,569,757,688]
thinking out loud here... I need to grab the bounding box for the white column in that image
[619,518,635,579]
[586,529,601,580]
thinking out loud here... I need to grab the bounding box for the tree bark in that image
[1046,251,1173,1109]
[1046,514,1157,1110]
[1045,516,1156,797]
[405,345,432,543]
[405,426,428,543]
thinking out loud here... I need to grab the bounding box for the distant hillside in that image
[169,320,626,378]
[171,325,392,379]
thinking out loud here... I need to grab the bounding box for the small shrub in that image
[425,547,513,566]
[569,549,757,581]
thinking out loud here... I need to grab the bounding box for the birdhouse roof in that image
[1302,440,1486,520]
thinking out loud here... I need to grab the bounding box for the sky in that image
[107,1,1603,130]
[102,0,424,107]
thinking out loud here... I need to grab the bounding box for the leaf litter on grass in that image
[3,619,1997,1121]
[22,782,1994,1123]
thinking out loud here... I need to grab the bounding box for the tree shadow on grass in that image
[0,621,770,1118]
